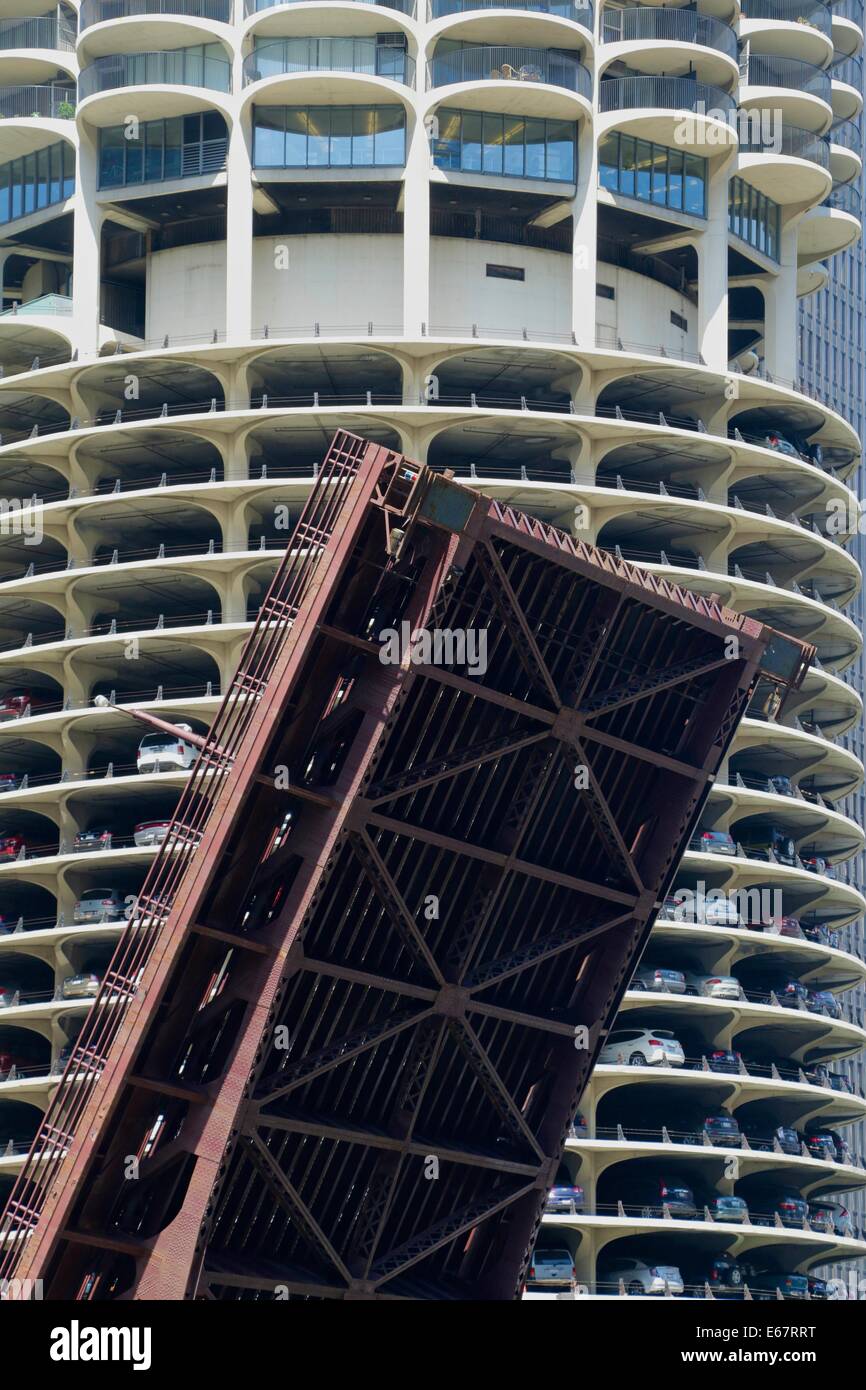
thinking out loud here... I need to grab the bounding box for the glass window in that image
[619,135,635,197]
[330,108,352,166]
[307,108,330,167]
[546,120,573,181]
[0,168,8,225]
[434,108,462,171]
[525,119,546,178]
[635,140,652,201]
[284,109,307,167]
[461,111,483,172]
[352,107,374,166]
[651,144,667,205]
[667,148,683,210]
[503,116,525,178]
[10,161,22,219]
[50,143,62,203]
[255,107,285,167]
[36,147,49,209]
[482,113,504,175]
[164,117,182,178]
[684,154,704,215]
[23,154,36,214]
[100,127,125,188]
[599,133,618,190]
[62,142,75,197]
[145,122,164,182]
[375,107,404,165]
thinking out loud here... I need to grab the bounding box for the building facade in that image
[0,0,864,1299]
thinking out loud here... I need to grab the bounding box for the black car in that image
[808,1275,830,1300]
[807,989,841,1019]
[763,977,809,1008]
[669,1106,742,1148]
[623,1174,697,1220]
[741,1120,801,1156]
[753,1191,809,1229]
[804,1127,851,1164]
[689,1255,743,1298]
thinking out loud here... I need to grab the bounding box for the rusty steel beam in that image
[0,431,814,1303]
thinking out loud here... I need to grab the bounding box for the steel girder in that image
[0,431,813,1301]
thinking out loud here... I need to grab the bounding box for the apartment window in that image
[596,283,615,299]
[487,263,525,280]
[670,310,688,331]
[0,141,74,225]
[98,113,228,189]
[728,176,779,261]
[432,108,575,182]
[599,132,706,216]
[253,106,406,168]
[251,34,409,83]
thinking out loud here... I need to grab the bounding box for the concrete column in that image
[402,115,430,337]
[71,126,104,358]
[763,223,799,386]
[572,120,597,347]
[225,107,254,344]
[696,169,729,371]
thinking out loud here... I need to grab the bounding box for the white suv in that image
[598,1027,685,1067]
[137,726,196,774]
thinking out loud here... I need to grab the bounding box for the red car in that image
[0,834,28,859]
[0,691,35,721]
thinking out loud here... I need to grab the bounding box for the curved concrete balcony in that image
[738,120,832,202]
[0,296,74,375]
[0,89,77,171]
[601,8,739,88]
[77,2,233,60]
[799,182,862,261]
[830,52,864,121]
[740,0,834,67]
[242,38,417,110]
[740,54,833,132]
[590,1058,866,1114]
[598,75,737,152]
[680,841,866,928]
[828,118,862,182]
[0,15,77,85]
[244,0,417,15]
[0,84,76,122]
[615,987,866,1056]
[425,44,590,118]
[243,0,417,41]
[831,11,864,59]
[426,0,592,55]
[78,48,233,124]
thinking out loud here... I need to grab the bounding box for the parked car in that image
[74,827,112,852]
[571,1112,588,1137]
[802,922,838,947]
[625,1175,696,1220]
[133,819,172,847]
[762,977,809,1008]
[545,1184,584,1214]
[60,972,101,1000]
[746,1270,808,1300]
[526,1247,575,1288]
[600,1257,684,1296]
[0,773,19,793]
[0,691,38,721]
[807,989,841,1019]
[807,1275,830,1300]
[0,834,28,860]
[0,980,19,1008]
[763,915,803,939]
[669,1106,741,1148]
[753,1191,809,1229]
[767,828,797,864]
[597,1027,684,1067]
[808,1200,852,1237]
[708,1049,742,1074]
[806,1064,852,1093]
[768,775,794,796]
[703,1193,749,1224]
[690,1254,743,1297]
[137,726,196,774]
[804,1127,851,1164]
[0,1047,40,1077]
[741,1119,801,1155]
[690,829,736,856]
[801,852,830,874]
[630,964,686,994]
[73,887,124,924]
[684,971,742,1000]
[701,897,742,927]
[764,431,800,458]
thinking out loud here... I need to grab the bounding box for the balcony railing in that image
[243,38,416,86]
[0,85,76,118]
[79,49,232,97]
[599,74,736,115]
[831,118,862,152]
[744,53,832,101]
[0,16,76,50]
[831,51,863,87]
[80,0,231,25]
[427,45,590,95]
[739,120,831,167]
[0,293,72,317]
[245,0,416,12]
[602,8,738,60]
[827,180,862,214]
[428,0,592,28]
[741,0,832,37]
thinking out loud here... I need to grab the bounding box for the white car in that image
[601,1257,684,1297]
[598,1027,685,1067]
[60,972,101,1000]
[701,898,742,928]
[73,887,124,923]
[630,965,686,994]
[685,972,742,1000]
[133,820,171,847]
[137,726,196,774]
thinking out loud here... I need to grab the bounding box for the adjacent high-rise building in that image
[0,0,864,1298]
